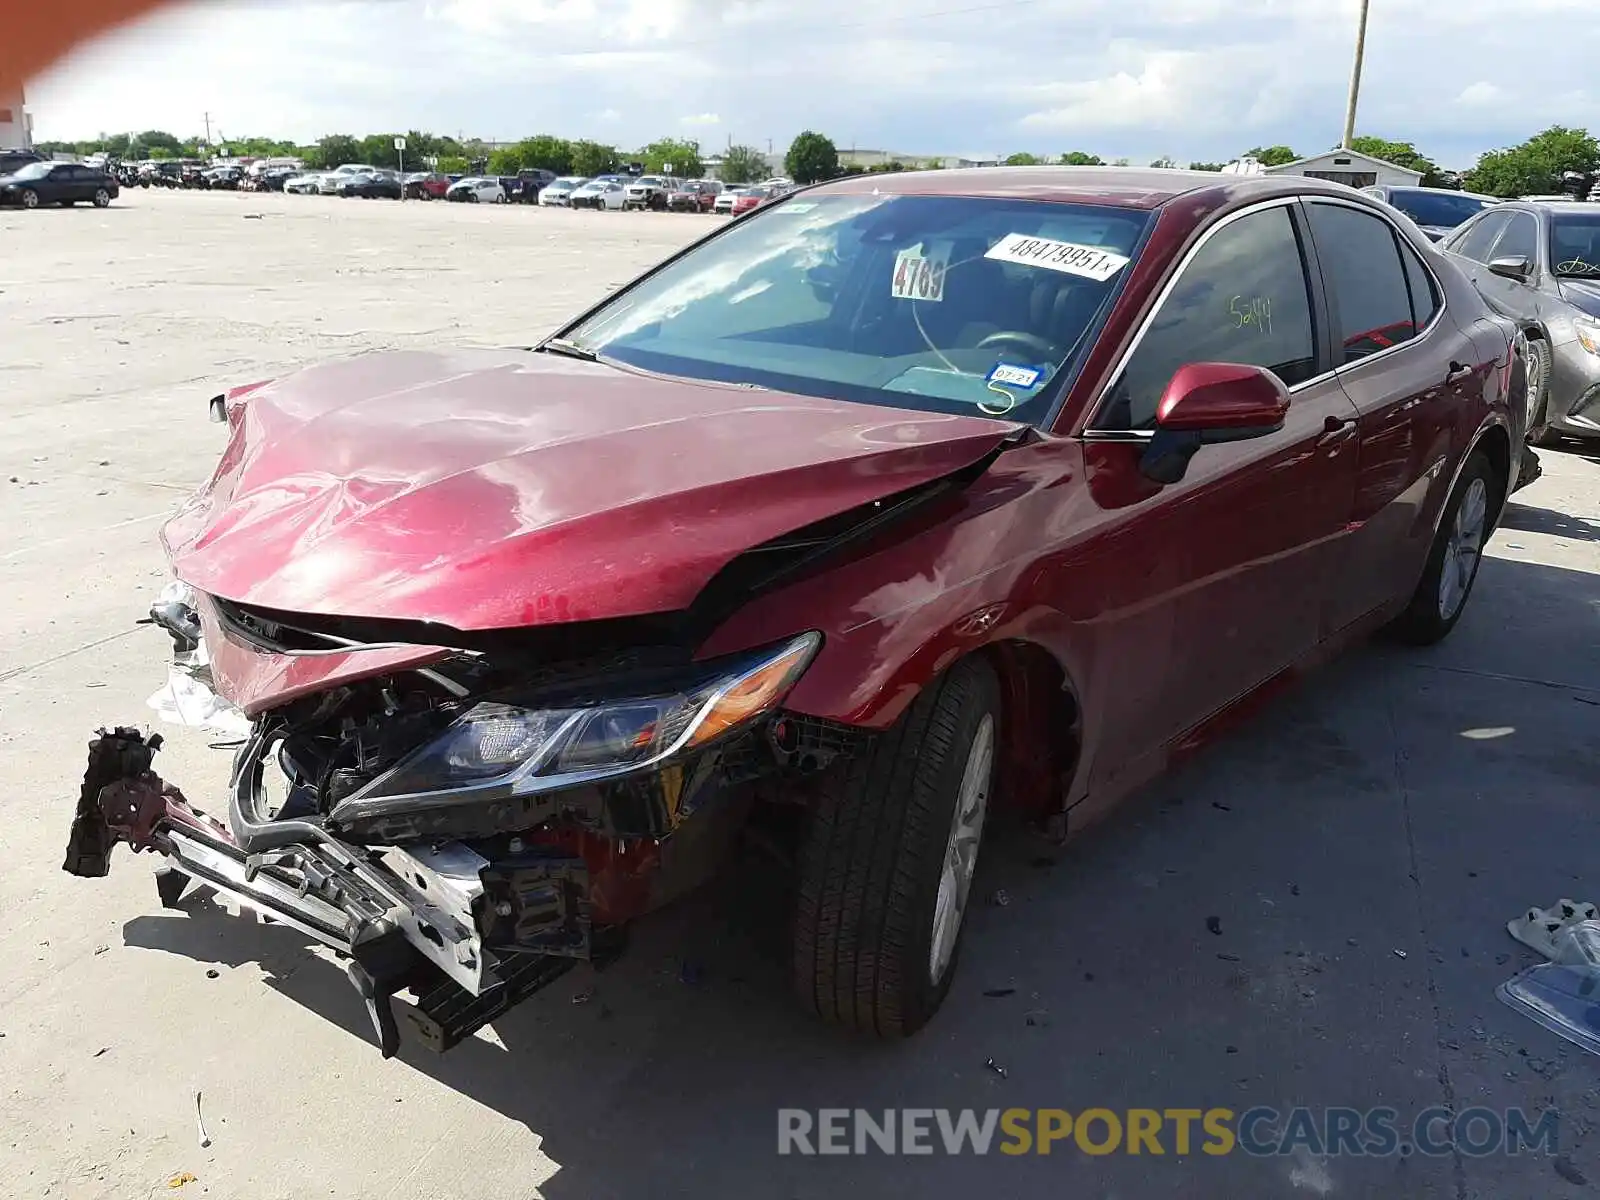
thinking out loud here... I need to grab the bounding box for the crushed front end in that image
[66,584,833,1056]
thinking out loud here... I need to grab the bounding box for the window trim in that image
[1300,195,1450,377]
[1083,196,1329,436]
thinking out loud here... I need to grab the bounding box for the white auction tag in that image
[891,242,949,302]
[984,233,1129,281]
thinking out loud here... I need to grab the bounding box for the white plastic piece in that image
[1507,899,1600,962]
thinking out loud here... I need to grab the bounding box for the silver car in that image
[1441,200,1600,445]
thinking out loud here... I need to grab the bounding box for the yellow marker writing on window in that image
[1228,295,1273,335]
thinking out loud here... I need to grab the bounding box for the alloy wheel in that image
[1438,476,1488,620]
[21,189,38,209]
[928,713,993,984]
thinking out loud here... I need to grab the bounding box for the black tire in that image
[1520,334,1560,447]
[1388,450,1499,646]
[792,655,1000,1037]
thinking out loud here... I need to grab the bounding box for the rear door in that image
[1302,198,1483,633]
[1079,199,1361,773]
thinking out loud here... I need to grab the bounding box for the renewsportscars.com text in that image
[777,1107,1559,1158]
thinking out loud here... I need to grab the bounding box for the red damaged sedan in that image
[67,168,1527,1055]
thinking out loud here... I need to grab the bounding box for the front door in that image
[1078,200,1361,780]
[1302,198,1487,632]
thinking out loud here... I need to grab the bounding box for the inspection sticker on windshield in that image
[984,233,1129,281]
[987,363,1042,389]
[891,242,949,302]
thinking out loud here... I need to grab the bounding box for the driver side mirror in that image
[1487,254,1533,283]
[1139,362,1291,484]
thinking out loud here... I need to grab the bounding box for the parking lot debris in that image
[1206,916,1222,936]
[167,1173,197,1189]
[1507,899,1599,961]
[1024,1009,1050,1028]
[984,1057,1007,1079]
[1498,898,1600,1058]
[983,988,1016,998]
[988,888,1011,907]
[571,989,594,1005]
[1393,949,1408,959]
[194,1090,210,1149]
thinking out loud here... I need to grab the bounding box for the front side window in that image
[1492,213,1538,265]
[1448,211,1510,262]
[562,194,1152,426]
[1098,205,1315,430]
[1306,203,1417,362]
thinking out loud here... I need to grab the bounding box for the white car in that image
[713,187,747,214]
[283,172,327,195]
[538,176,589,206]
[447,176,506,203]
[568,178,626,210]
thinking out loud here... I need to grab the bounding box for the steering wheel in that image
[975,330,1058,361]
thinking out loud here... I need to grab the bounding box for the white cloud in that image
[22,0,1598,170]
[1456,82,1505,107]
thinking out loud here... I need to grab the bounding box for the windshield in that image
[555,177,587,188]
[9,162,51,181]
[1389,190,1495,228]
[561,193,1151,425]
[1549,213,1600,277]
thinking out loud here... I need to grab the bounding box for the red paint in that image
[169,170,1515,833]
[1155,362,1291,430]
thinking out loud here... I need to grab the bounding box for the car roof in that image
[811,165,1367,210]
[1505,199,1600,214]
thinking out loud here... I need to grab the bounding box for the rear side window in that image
[1448,211,1509,262]
[1099,205,1317,429]
[1399,241,1440,329]
[1306,203,1417,363]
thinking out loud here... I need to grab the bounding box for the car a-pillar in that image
[789,640,1081,1037]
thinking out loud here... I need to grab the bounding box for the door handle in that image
[1446,361,1474,384]
[1318,413,1357,444]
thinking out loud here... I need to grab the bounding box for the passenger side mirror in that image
[1139,363,1291,485]
[1487,254,1533,282]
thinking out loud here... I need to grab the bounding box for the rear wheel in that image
[792,655,999,1036]
[1388,451,1497,645]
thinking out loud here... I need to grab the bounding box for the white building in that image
[1263,147,1422,189]
[0,86,32,149]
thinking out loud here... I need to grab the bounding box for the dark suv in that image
[509,168,557,204]
[1359,185,1499,242]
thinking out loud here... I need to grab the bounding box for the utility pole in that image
[1340,0,1371,148]
[203,112,212,145]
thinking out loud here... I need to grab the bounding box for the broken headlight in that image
[330,632,820,821]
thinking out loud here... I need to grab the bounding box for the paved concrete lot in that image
[2,189,1598,1199]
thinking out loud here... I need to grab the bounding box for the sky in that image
[24,0,1599,170]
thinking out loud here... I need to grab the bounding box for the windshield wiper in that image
[539,337,599,362]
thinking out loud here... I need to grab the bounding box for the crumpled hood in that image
[1557,277,1600,318]
[164,348,1018,630]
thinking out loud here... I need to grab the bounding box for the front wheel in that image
[19,189,39,209]
[1388,450,1498,645]
[1518,334,1560,447]
[792,655,999,1037]
[93,189,111,207]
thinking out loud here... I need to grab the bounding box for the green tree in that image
[570,140,619,176]
[1111,157,1131,167]
[1242,145,1298,166]
[1059,151,1104,166]
[1461,125,1600,197]
[1188,161,1225,171]
[785,130,839,184]
[719,143,768,183]
[437,154,470,175]
[638,137,703,177]
[1005,152,1044,166]
[1149,156,1177,168]
[312,134,361,169]
[139,130,184,154]
[1346,135,1446,187]
[487,147,524,175]
[508,135,574,173]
